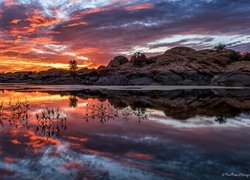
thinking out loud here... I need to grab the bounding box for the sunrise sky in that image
[0,0,249,72]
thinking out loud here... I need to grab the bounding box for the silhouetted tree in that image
[214,43,226,52]
[69,60,78,75]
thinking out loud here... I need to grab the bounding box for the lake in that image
[0,84,250,179]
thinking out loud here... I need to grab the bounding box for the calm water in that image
[0,85,250,179]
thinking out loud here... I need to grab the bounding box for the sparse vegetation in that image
[130,52,147,67]
[243,52,250,61]
[215,116,227,124]
[214,43,226,52]
[83,101,148,124]
[0,99,30,128]
[229,51,241,61]
[35,107,67,138]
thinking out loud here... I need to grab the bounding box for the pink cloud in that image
[123,3,154,11]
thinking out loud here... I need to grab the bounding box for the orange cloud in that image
[11,139,21,144]
[71,6,116,21]
[10,19,21,24]
[124,4,154,11]
[63,21,89,28]
[26,9,61,32]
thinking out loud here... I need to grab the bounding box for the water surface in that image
[0,85,250,179]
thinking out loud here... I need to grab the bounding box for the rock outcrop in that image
[107,56,129,68]
[212,61,250,86]
[0,46,249,86]
[95,75,128,85]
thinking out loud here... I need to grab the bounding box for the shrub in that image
[214,43,226,52]
[229,51,241,61]
[243,53,250,61]
[130,52,147,67]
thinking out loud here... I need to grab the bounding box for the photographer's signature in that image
[222,173,250,178]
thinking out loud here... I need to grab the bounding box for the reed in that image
[35,107,67,138]
[0,98,30,128]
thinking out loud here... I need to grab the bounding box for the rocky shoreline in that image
[1,47,250,86]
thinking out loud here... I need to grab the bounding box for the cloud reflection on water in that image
[0,89,250,179]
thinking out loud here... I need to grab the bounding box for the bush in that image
[243,53,250,61]
[229,51,241,61]
[130,52,147,67]
[214,43,226,52]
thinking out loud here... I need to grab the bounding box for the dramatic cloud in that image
[0,0,250,72]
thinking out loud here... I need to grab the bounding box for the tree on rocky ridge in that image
[130,52,147,67]
[69,60,78,75]
[214,43,226,52]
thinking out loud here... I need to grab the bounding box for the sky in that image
[0,0,250,72]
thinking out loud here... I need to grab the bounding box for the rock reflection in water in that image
[0,87,250,179]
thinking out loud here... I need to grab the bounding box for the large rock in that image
[108,56,128,68]
[154,72,183,85]
[38,68,68,78]
[95,75,128,85]
[128,77,155,85]
[212,61,250,86]
[1,46,249,86]
[164,47,196,56]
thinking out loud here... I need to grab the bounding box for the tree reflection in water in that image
[35,107,67,138]
[68,95,78,108]
[0,96,149,139]
[83,101,148,124]
[0,98,67,139]
[215,116,227,124]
